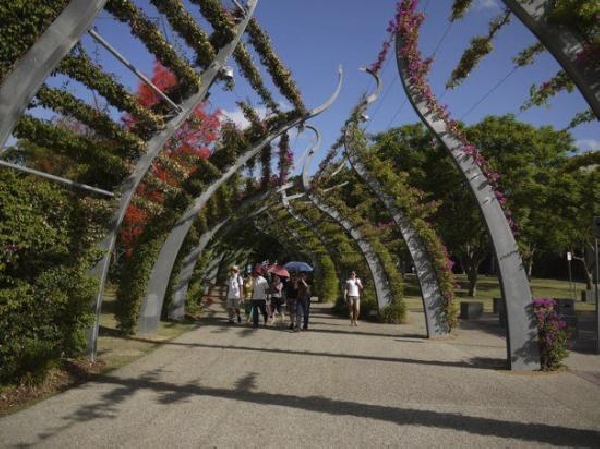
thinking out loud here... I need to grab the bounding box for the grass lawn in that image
[403,274,595,313]
[97,285,200,372]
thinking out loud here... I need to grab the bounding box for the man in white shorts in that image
[225,265,243,324]
[344,271,363,326]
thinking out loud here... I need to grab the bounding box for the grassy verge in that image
[403,274,594,312]
[97,286,199,372]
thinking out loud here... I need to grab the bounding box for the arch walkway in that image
[1,303,599,447]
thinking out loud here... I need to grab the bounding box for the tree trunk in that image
[467,263,478,297]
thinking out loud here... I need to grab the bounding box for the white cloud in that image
[474,0,502,12]
[575,139,600,153]
[220,105,269,129]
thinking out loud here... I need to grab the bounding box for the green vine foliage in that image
[149,0,216,69]
[0,0,69,82]
[13,116,129,188]
[272,207,340,303]
[349,126,458,328]
[57,53,163,138]
[0,170,104,382]
[292,200,378,316]
[446,11,511,89]
[189,0,236,52]
[35,85,144,159]
[115,228,169,334]
[547,0,600,45]
[233,42,280,112]
[323,175,406,322]
[104,0,200,97]
[520,69,575,112]
[512,42,546,67]
[450,0,474,21]
[246,18,307,115]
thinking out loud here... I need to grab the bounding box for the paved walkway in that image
[1,303,600,448]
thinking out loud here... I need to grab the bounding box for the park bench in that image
[460,301,484,320]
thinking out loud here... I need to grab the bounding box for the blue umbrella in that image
[283,261,314,273]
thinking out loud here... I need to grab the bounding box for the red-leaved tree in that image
[120,61,221,256]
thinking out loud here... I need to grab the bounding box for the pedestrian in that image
[225,265,243,324]
[294,272,310,332]
[344,271,363,325]
[251,267,269,329]
[243,270,254,323]
[285,273,298,330]
[269,274,284,325]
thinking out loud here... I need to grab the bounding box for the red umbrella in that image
[267,263,290,278]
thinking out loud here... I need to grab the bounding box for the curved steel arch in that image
[0,0,109,150]
[301,126,394,311]
[396,27,539,370]
[137,68,343,334]
[87,0,259,358]
[154,192,271,327]
[501,0,599,118]
[343,68,450,337]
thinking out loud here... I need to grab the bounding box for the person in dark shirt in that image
[285,273,298,330]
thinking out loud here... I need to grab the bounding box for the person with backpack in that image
[225,265,244,324]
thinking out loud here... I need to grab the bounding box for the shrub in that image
[532,298,570,370]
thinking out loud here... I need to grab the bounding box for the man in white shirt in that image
[251,268,269,329]
[344,271,363,326]
[225,265,243,324]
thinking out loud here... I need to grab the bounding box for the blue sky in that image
[16,0,599,174]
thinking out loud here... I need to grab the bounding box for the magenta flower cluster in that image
[532,297,570,370]
[392,0,516,232]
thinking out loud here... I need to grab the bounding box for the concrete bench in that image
[460,301,483,320]
[493,297,503,314]
[553,298,578,339]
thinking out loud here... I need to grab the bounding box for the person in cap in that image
[344,271,363,326]
[225,265,243,324]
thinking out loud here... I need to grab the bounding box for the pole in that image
[567,251,573,300]
[595,237,599,354]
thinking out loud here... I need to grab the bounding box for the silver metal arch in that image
[396,30,539,370]
[164,192,271,324]
[137,67,344,334]
[87,0,259,358]
[0,0,109,150]
[300,124,395,311]
[501,0,599,118]
[343,68,450,337]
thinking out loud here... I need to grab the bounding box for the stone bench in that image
[553,298,578,339]
[493,297,503,314]
[460,301,483,320]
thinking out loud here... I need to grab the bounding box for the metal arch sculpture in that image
[278,165,346,287]
[87,0,259,358]
[501,0,599,118]
[0,0,109,150]
[162,192,271,324]
[137,68,343,334]
[282,201,346,292]
[396,25,539,369]
[302,126,395,311]
[343,68,450,337]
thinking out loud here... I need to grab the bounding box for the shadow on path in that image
[23,372,600,448]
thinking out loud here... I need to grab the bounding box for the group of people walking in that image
[224,264,363,331]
